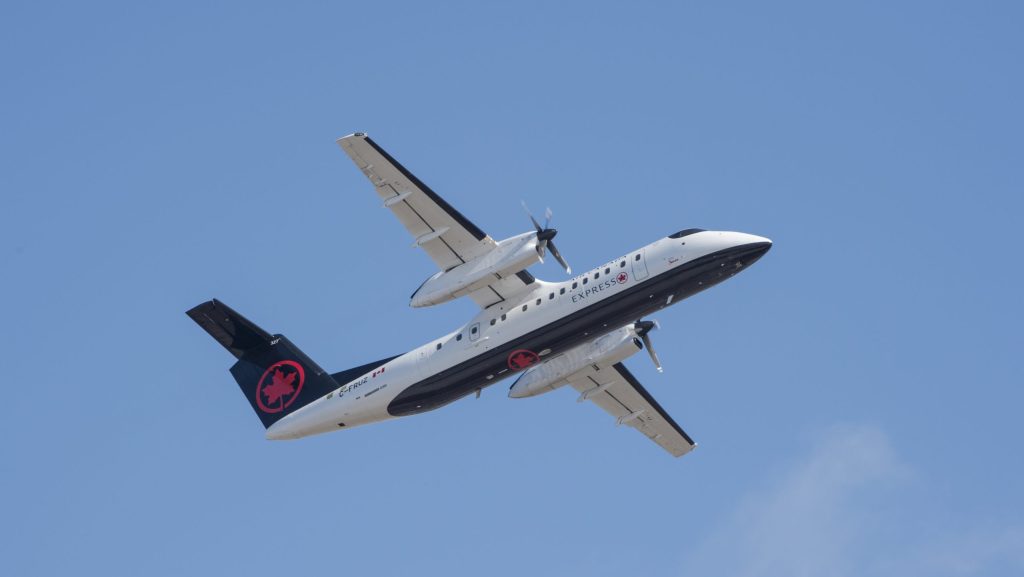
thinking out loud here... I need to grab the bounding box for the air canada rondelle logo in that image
[617,272,629,283]
[255,360,306,413]
[507,349,540,370]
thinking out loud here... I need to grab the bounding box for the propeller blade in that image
[521,201,543,233]
[544,207,553,229]
[633,319,662,372]
[547,240,571,274]
[640,332,663,373]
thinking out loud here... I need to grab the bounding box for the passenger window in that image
[620,260,626,268]
[549,293,554,300]
[582,278,588,285]
[522,304,528,312]
[593,272,599,280]
[456,333,462,341]
[605,267,610,275]
[436,343,442,350]
[572,282,578,289]
[471,326,478,335]
[501,313,507,321]
[490,318,496,326]
[560,287,566,295]
[536,298,541,305]
[635,254,641,261]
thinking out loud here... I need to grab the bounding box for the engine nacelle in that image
[508,327,643,399]
[410,232,542,308]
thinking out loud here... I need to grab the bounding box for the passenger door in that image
[631,248,650,281]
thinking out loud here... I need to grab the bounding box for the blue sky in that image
[2,1,1022,575]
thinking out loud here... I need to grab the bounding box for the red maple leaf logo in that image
[617,272,628,283]
[255,360,305,413]
[261,368,297,407]
[509,351,538,370]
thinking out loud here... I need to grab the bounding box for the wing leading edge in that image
[567,362,696,457]
[338,133,535,309]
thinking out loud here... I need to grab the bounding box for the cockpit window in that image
[668,228,705,239]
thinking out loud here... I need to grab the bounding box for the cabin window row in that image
[434,255,639,350]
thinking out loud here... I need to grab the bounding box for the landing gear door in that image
[632,248,650,281]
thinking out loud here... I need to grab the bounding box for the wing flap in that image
[567,362,695,457]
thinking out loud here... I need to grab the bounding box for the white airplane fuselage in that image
[265,229,771,440]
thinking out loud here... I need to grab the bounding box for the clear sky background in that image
[3,2,1022,575]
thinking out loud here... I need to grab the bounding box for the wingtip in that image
[336,132,368,144]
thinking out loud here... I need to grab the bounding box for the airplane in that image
[187,133,771,457]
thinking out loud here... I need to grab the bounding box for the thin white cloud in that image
[679,424,1023,577]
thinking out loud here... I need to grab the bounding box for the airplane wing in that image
[338,133,535,309]
[566,362,696,457]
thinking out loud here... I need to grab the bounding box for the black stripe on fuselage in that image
[386,241,771,416]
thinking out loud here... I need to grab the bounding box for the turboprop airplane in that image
[187,133,771,457]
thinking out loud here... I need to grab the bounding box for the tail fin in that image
[186,299,341,428]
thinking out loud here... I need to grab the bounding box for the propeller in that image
[633,319,663,373]
[522,201,571,274]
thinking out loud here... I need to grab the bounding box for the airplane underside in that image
[188,133,772,457]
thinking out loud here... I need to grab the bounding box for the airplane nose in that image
[738,233,772,247]
[753,236,772,255]
[728,233,772,254]
[728,234,772,266]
